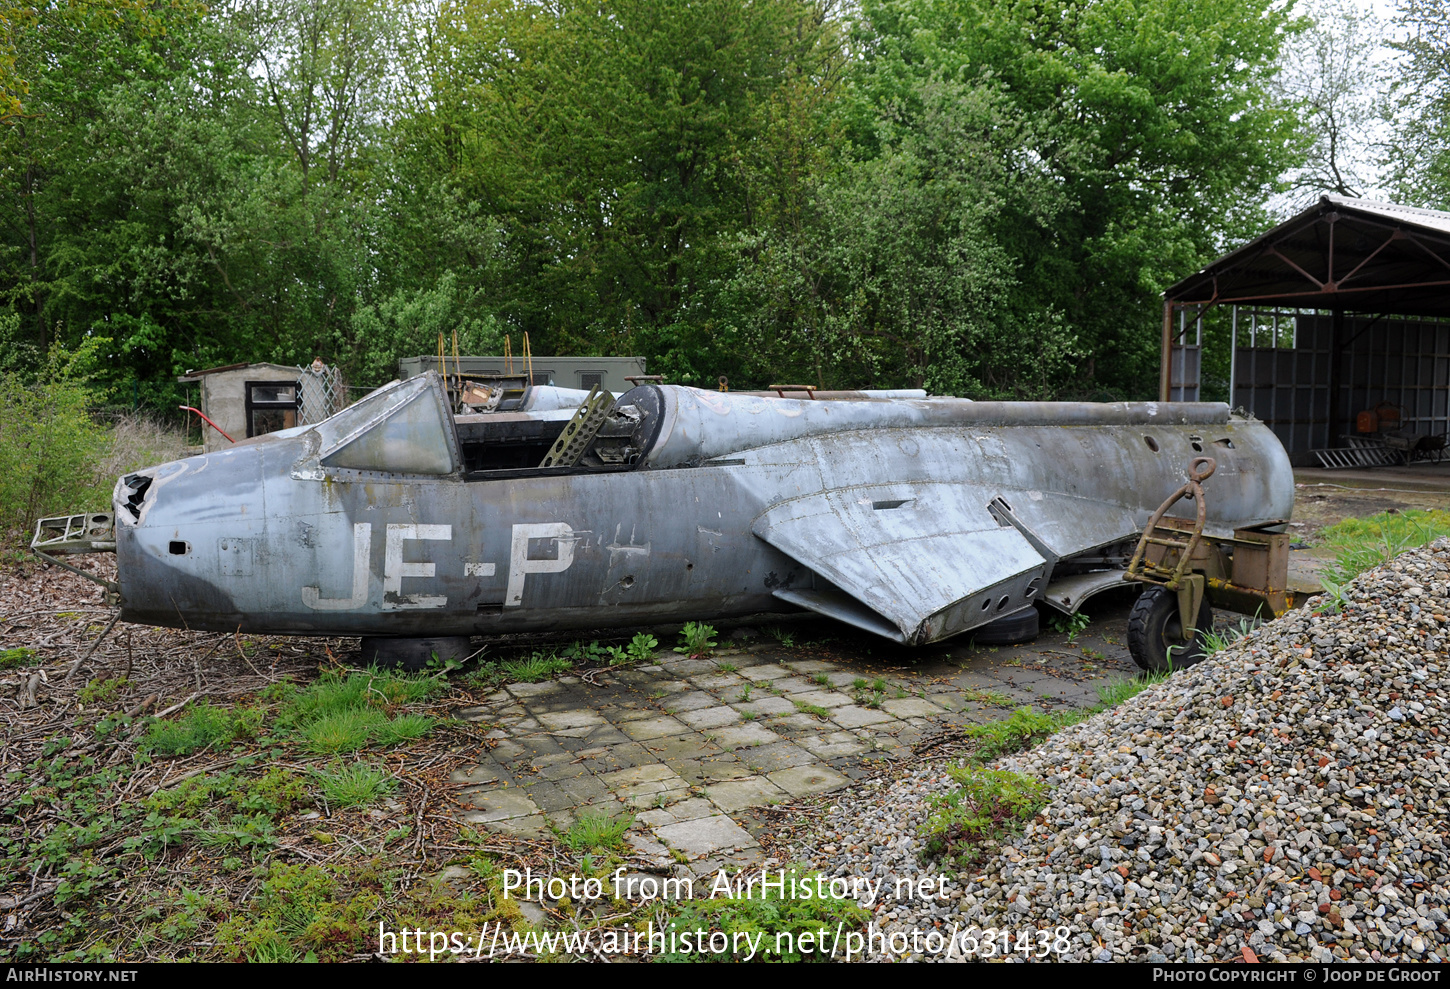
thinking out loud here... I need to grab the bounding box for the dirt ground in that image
[1290,464,1450,545]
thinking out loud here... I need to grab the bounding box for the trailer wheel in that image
[1127,586,1211,673]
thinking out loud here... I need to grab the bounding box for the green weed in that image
[556,813,631,853]
[1319,509,1450,585]
[0,646,37,669]
[1199,616,1263,655]
[919,768,1048,866]
[764,626,795,648]
[142,702,263,756]
[961,687,1013,707]
[1049,612,1091,643]
[627,633,659,662]
[792,700,831,719]
[961,706,1080,762]
[77,677,129,705]
[310,761,396,809]
[1095,673,1169,709]
[500,652,572,683]
[674,622,718,658]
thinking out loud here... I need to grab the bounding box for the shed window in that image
[245,380,299,438]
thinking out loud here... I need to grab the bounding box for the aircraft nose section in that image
[113,448,264,630]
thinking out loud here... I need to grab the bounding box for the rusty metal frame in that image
[1125,459,1296,635]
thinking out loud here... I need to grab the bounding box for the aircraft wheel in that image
[360,636,473,672]
[971,606,1039,645]
[1126,586,1211,673]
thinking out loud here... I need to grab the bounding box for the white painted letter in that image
[506,523,575,606]
[301,522,371,610]
[383,523,451,609]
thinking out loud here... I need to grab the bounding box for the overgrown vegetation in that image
[4,0,1324,409]
[0,643,503,962]
[0,336,191,552]
[673,622,718,659]
[920,674,1170,868]
[1318,509,1450,586]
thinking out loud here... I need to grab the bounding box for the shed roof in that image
[1165,194,1450,317]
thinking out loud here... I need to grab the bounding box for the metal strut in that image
[1124,457,1217,640]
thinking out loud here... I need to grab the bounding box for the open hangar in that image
[1161,194,1450,470]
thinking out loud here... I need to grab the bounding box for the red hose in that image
[179,406,235,444]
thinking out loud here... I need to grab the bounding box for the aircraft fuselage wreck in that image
[35,375,1294,649]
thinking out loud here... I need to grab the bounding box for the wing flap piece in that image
[753,483,1052,644]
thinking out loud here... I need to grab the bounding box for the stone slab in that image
[766,764,852,798]
[880,697,948,719]
[653,815,760,857]
[620,715,692,741]
[704,775,790,812]
[678,706,741,730]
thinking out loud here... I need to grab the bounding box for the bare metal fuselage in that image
[109,381,1294,646]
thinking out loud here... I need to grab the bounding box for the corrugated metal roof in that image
[1322,193,1450,235]
[1165,195,1450,316]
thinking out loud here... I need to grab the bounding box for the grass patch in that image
[310,761,396,809]
[0,646,37,669]
[500,652,572,683]
[556,813,632,853]
[961,687,1013,707]
[271,669,440,754]
[142,702,264,755]
[792,700,832,719]
[1319,509,1450,585]
[1094,672,1169,709]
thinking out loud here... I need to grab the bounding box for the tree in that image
[841,0,1302,399]
[1386,0,1450,206]
[429,0,842,379]
[1276,0,1386,201]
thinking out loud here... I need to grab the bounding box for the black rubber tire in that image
[360,636,473,672]
[1127,586,1212,673]
[971,606,1040,645]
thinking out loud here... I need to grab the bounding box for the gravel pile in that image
[793,539,1450,962]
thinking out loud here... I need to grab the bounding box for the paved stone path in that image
[450,614,1136,877]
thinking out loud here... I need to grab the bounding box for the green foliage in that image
[345,273,505,388]
[961,707,1079,763]
[657,865,869,962]
[1318,510,1450,585]
[1049,612,1092,644]
[919,768,1049,866]
[142,702,263,756]
[77,677,130,705]
[555,813,631,853]
[765,626,796,648]
[627,633,659,662]
[500,652,573,683]
[0,339,114,548]
[0,646,37,669]
[792,700,832,719]
[1198,617,1264,656]
[310,761,397,809]
[1386,0,1450,205]
[273,669,440,754]
[1095,673,1170,709]
[1,0,1310,407]
[673,622,718,658]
